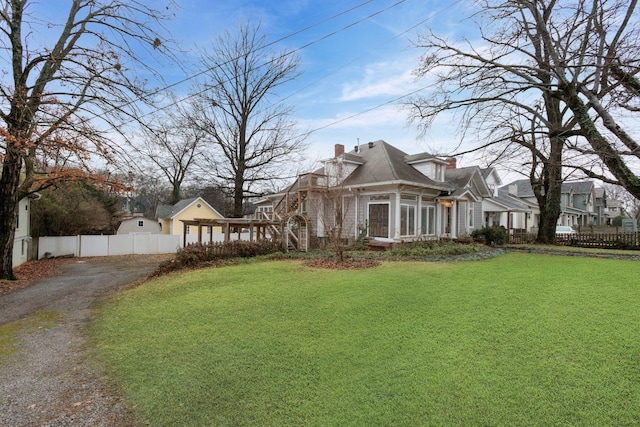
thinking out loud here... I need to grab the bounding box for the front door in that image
[369,203,389,238]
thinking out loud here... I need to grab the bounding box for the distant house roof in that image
[490,188,536,211]
[561,181,594,194]
[500,179,537,198]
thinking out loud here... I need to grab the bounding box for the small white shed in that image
[117,216,161,235]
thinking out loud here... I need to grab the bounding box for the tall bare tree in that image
[187,21,306,217]
[0,0,175,279]
[137,99,206,205]
[407,0,639,243]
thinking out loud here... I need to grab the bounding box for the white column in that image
[451,201,458,238]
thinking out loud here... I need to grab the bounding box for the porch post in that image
[451,201,458,238]
[417,195,422,235]
[183,222,187,247]
[394,193,401,239]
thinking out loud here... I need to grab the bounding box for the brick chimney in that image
[446,157,457,169]
[334,143,344,157]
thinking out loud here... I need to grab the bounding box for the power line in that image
[101,0,381,126]
[125,0,409,127]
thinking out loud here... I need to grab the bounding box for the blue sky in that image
[161,0,475,166]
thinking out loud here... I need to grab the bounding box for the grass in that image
[92,253,640,426]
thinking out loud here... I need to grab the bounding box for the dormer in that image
[404,153,449,182]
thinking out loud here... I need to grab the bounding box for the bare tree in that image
[316,164,356,262]
[407,0,639,244]
[0,0,175,279]
[137,99,206,205]
[187,21,306,217]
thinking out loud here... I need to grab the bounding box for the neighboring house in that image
[255,140,494,247]
[117,214,162,235]
[500,179,599,228]
[156,197,224,236]
[482,170,538,233]
[604,198,625,224]
[13,195,38,268]
[559,181,597,227]
[594,188,607,225]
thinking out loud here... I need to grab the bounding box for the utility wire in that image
[124,0,409,127]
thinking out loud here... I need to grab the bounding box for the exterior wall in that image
[342,195,357,239]
[117,217,161,235]
[13,197,30,268]
[159,218,172,235]
[457,201,468,235]
[473,202,483,230]
[170,201,222,235]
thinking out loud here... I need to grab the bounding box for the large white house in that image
[254,141,498,249]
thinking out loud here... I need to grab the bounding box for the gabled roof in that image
[444,166,493,199]
[156,196,223,220]
[488,188,535,211]
[339,140,452,191]
[502,179,596,198]
[480,167,503,186]
[500,179,537,198]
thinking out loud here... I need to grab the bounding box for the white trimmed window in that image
[400,205,416,236]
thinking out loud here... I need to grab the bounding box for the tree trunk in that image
[232,177,244,218]
[170,184,181,205]
[534,92,564,245]
[0,151,22,280]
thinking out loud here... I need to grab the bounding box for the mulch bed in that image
[303,257,381,270]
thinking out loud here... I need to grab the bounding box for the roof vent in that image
[368,141,374,149]
[354,145,359,153]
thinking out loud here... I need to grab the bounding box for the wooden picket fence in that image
[507,231,640,250]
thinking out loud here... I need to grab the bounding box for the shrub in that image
[471,226,507,246]
[612,215,625,227]
[156,240,284,275]
[387,240,486,257]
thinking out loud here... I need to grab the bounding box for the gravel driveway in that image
[0,255,169,427]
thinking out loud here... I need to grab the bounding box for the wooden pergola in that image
[180,218,282,247]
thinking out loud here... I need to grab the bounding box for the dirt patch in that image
[0,254,171,426]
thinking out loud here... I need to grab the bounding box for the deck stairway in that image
[261,173,327,251]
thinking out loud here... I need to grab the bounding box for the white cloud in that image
[338,58,418,102]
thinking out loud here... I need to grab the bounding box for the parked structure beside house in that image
[254,140,495,249]
[117,213,161,235]
[156,197,224,236]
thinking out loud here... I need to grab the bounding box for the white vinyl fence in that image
[38,234,181,259]
[38,232,255,259]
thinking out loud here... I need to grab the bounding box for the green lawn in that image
[92,253,640,426]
